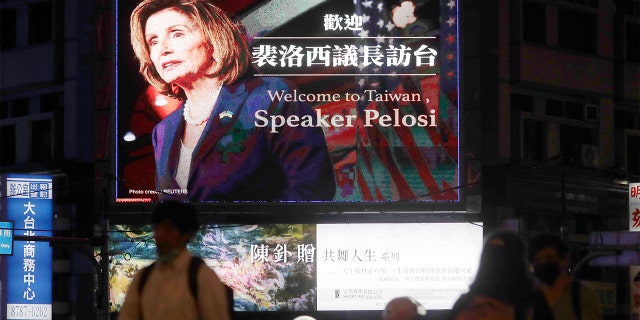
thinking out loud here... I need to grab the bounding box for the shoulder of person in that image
[450,292,473,313]
[153,106,184,131]
[130,264,150,285]
[196,260,223,280]
[134,262,158,290]
[163,106,185,122]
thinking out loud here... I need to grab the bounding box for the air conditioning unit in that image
[580,144,600,167]
[583,104,599,122]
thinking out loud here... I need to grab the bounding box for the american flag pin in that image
[219,110,233,119]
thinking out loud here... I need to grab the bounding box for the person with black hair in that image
[449,230,551,320]
[117,200,231,320]
[529,233,602,320]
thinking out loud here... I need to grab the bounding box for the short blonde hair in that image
[130,0,251,98]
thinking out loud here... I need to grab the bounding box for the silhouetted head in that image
[151,200,199,235]
[382,296,426,320]
[469,230,533,307]
[151,200,199,263]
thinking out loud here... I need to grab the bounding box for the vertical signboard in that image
[630,183,640,316]
[629,182,640,319]
[631,182,640,231]
[1,174,53,320]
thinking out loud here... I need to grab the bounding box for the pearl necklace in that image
[183,100,213,126]
[182,86,223,126]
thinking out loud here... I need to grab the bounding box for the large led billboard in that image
[114,0,461,208]
[108,222,483,314]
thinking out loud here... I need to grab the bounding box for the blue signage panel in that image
[0,221,14,255]
[4,174,53,320]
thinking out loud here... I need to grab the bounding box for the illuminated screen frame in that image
[112,0,465,213]
[107,222,483,315]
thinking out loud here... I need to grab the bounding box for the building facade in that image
[464,0,639,316]
[0,0,100,318]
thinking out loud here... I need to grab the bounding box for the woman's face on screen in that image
[144,8,215,86]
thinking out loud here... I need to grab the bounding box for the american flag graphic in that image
[440,0,458,97]
[344,0,459,201]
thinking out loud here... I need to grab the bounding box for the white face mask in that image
[157,246,183,264]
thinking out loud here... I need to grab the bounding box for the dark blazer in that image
[152,76,336,202]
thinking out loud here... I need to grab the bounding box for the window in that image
[615,110,639,130]
[628,135,640,175]
[558,8,597,54]
[40,92,63,113]
[613,109,638,175]
[1,125,16,166]
[562,0,599,8]
[512,93,534,113]
[615,0,640,17]
[522,119,546,162]
[545,98,596,121]
[564,102,583,121]
[12,99,29,117]
[11,98,30,118]
[1,8,17,50]
[522,1,546,44]
[30,119,52,162]
[28,1,53,44]
[0,100,9,120]
[561,125,596,164]
[626,22,640,63]
[584,104,598,121]
[546,99,564,117]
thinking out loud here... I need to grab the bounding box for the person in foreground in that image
[529,233,603,320]
[449,230,550,320]
[129,0,336,202]
[117,200,231,320]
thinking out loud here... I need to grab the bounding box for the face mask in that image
[534,262,561,285]
[157,247,182,264]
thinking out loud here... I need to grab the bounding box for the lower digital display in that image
[107,222,482,312]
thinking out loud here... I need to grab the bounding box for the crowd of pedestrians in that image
[383,230,603,320]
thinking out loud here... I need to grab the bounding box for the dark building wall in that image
[469,1,638,316]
